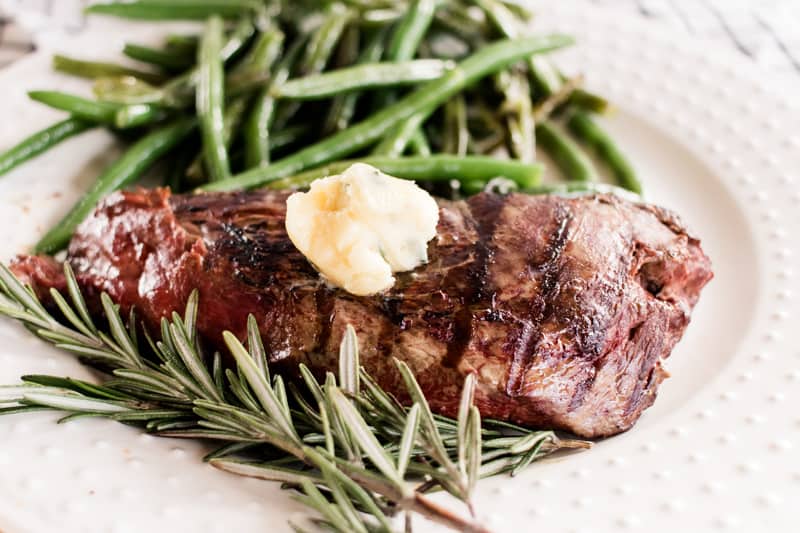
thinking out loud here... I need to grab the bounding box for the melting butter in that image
[285,163,439,296]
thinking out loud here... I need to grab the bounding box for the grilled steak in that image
[12,188,712,438]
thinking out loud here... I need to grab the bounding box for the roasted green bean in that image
[0,118,93,178]
[373,0,437,154]
[566,111,641,194]
[114,103,167,129]
[85,0,262,20]
[324,27,387,134]
[28,91,119,124]
[272,4,352,130]
[497,70,535,163]
[53,54,164,84]
[267,155,543,190]
[524,181,640,200]
[196,15,230,182]
[535,121,597,182]
[475,0,561,97]
[34,117,195,254]
[123,43,195,72]
[243,32,298,168]
[274,59,453,100]
[386,0,436,62]
[202,35,573,191]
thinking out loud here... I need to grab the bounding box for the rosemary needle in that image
[0,262,589,532]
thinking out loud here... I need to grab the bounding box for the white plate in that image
[0,4,798,533]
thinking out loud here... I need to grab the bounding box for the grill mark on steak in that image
[443,193,508,368]
[506,205,572,396]
[9,188,714,438]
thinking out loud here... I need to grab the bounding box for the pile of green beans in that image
[0,0,640,254]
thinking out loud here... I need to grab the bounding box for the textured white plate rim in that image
[0,4,798,533]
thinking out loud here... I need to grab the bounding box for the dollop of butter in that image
[285,163,439,296]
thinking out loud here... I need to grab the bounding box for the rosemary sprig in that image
[0,263,589,532]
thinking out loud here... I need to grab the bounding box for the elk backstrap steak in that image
[11,188,713,438]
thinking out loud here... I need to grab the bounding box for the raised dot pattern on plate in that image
[0,3,798,533]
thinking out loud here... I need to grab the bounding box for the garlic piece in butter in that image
[285,163,439,296]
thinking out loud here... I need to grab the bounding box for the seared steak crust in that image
[13,188,712,437]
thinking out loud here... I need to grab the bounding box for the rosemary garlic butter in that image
[285,163,439,296]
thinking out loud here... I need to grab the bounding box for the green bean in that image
[34,117,195,254]
[28,91,119,124]
[460,179,487,196]
[202,35,573,191]
[0,118,93,178]
[275,59,453,100]
[566,111,641,194]
[386,0,436,61]
[187,96,249,183]
[528,56,562,98]
[160,18,255,108]
[225,28,285,166]
[524,181,641,200]
[85,0,261,20]
[272,5,353,130]
[243,32,297,168]
[266,155,542,190]
[324,27,387,134]
[373,0,436,150]
[114,104,167,129]
[408,128,432,156]
[53,54,164,85]
[29,90,166,129]
[497,71,535,163]
[165,33,199,52]
[442,94,468,156]
[433,6,489,45]
[475,0,561,97]
[123,43,194,72]
[303,5,354,75]
[269,125,309,153]
[197,15,230,182]
[93,76,162,105]
[535,121,597,182]
[568,89,610,114]
[533,75,583,122]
